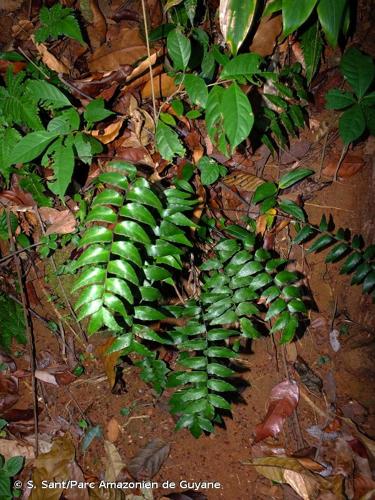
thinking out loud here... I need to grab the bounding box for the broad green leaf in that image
[252,182,277,203]
[167,28,191,70]
[222,83,254,153]
[120,203,156,227]
[261,285,281,304]
[134,306,166,321]
[265,258,287,273]
[127,184,163,212]
[263,0,282,17]
[160,112,176,126]
[144,265,171,281]
[279,168,314,189]
[282,286,301,299]
[13,131,58,163]
[300,21,323,83]
[18,172,51,207]
[72,267,106,292]
[47,108,79,133]
[340,48,375,99]
[363,271,375,293]
[339,104,366,145]
[184,74,208,108]
[240,317,261,338]
[198,156,226,185]
[206,86,225,146]
[92,188,123,207]
[220,53,262,81]
[84,98,114,125]
[362,91,375,107]
[219,0,258,55]
[107,334,133,353]
[274,270,298,286]
[86,206,117,224]
[4,456,24,476]
[108,260,139,285]
[76,299,102,321]
[282,0,318,37]
[208,393,231,410]
[105,277,134,304]
[278,199,305,221]
[156,121,185,161]
[249,272,272,290]
[207,379,236,392]
[287,298,307,313]
[206,346,236,358]
[74,133,93,164]
[47,138,75,200]
[0,128,21,181]
[293,224,316,244]
[317,0,346,46]
[351,262,371,285]
[75,246,110,268]
[307,234,333,253]
[26,79,71,108]
[111,241,142,267]
[265,298,287,320]
[340,252,362,274]
[325,242,349,263]
[79,226,112,246]
[114,220,151,245]
[254,248,271,262]
[325,89,356,110]
[238,261,263,277]
[280,314,298,343]
[207,363,235,377]
[270,310,290,332]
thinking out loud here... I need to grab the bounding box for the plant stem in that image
[6,210,39,456]
[140,0,157,123]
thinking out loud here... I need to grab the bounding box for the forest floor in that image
[0,1,374,500]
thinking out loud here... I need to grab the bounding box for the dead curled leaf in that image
[89,26,148,72]
[254,379,299,443]
[30,434,89,500]
[86,0,107,50]
[322,152,365,179]
[106,417,120,443]
[104,440,125,481]
[249,456,344,499]
[95,337,123,389]
[32,36,70,74]
[127,438,170,480]
[0,439,35,460]
[249,14,282,56]
[141,73,179,99]
[38,207,77,235]
[88,118,125,144]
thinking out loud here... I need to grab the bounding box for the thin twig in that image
[333,144,349,182]
[140,0,157,121]
[0,242,41,265]
[17,47,50,79]
[6,210,39,456]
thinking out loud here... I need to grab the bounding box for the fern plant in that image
[72,160,198,343]
[165,226,306,437]
[293,215,375,296]
[35,4,84,44]
[0,67,106,197]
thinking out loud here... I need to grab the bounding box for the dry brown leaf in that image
[86,0,107,50]
[104,440,125,481]
[0,0,23,12]
[126,50,161,82]
[127,438,170,480]
[249,14,282,56]
[32,37,70,74]
[38,207,77,235]
[89,26,148,72]
[223,171,264,192]
[142,73,179,99]
[95,337,123,389]
[0,439,34,460]
[250,456,344,499]
[35,369,58,386]
[322,153,365,179]
[106,417,120,443]
[254,379,299,443]
[30,434,88,500]
[89,118,125,144]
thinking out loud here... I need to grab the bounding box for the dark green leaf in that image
[279,168,314,189]
[278,199,306,221]
[307,234,334,253]
[252,182,277,203]
[325,89,356,110]
[167,28,191,70]
[325,242,349,263]
[317,0,346,46]
[282,0,318,36]
[339,104,366,145]
[340,48,375,99]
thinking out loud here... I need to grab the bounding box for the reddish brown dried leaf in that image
[322,153,365,179]
[89,118,125,144]
[249,14,282,56]
[95,337,123,389]
[87,0,107,50]
[38,207,77,235]
[254,379,299,443]
[89,26,148,72]
[127,438,170,480]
